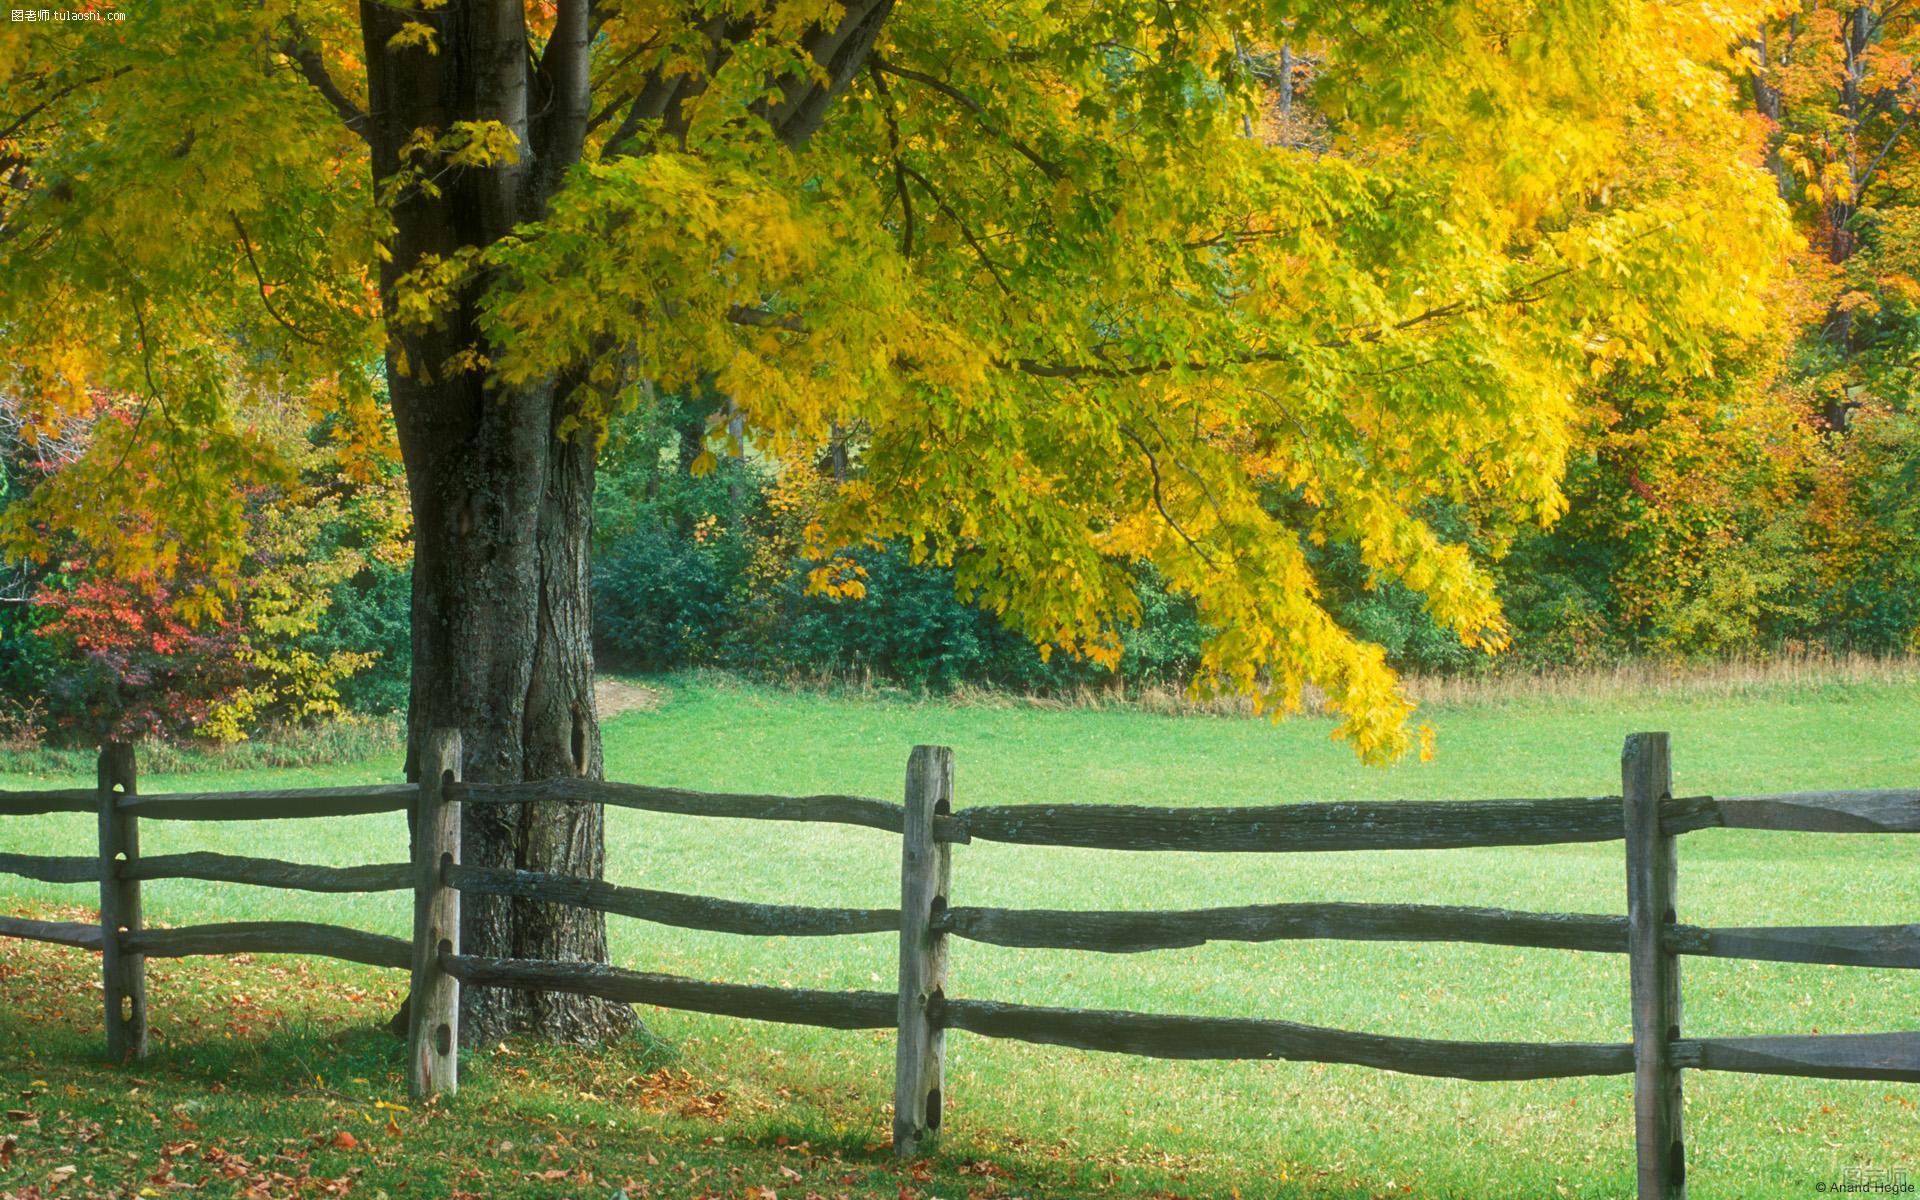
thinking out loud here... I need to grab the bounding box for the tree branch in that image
[1008,254,1587,379]
[1117,424,1217,567]
[584,38,664,134]
[872,57,1064,181]
[1013,346,1290,380]
[1182,222,1296,250]
[898,161,1014,297]
[0,67,131,147]
[764,0,896,146]
[532,0,593,192]
[605,13,744,158]
[117,279,187,488]
[1856,108,1916,202]
[281,18,370,144]
[725,304,806,332]
[601,91,657,159]
[230,212,326,347]
[870,64,916,258]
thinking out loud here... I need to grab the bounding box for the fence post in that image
[408,728,462,1099]
[894,744,953,1157]
[97,742,145,1061]
[1624,732,1684,1200]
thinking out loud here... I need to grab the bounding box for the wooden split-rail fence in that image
[0,730,1915,1199]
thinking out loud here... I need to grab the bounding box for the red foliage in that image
[32,568,250,741]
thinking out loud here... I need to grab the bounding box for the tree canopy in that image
[2,0,1791,761]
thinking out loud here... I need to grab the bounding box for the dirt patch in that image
[594,677,665,718]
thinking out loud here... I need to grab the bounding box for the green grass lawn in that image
[2,675,1916,1199]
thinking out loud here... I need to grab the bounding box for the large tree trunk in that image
[360,0,630,1045]
[402,372,625,1044]
[350,0,892,1042]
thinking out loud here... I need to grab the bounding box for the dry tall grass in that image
[1396,651,1920,709]
[947,651,1920,718]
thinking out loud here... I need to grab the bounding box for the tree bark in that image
[361,0,630,1045]
[353,0,895,1043]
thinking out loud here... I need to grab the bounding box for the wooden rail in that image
[0,733,1912,1200]
[935,995,1636,1080]
[1677,923,1919,969]
[956,795,1709,851]
[130,853,412,892]
[1673,1032,1920,1083]
[0,852,99,883]
[442,954,898,1030]
[450,778,972,843]
[118,784,417,821]
[939,901,1632,954]
[1704,790,1920,834]
[445,864,899,937]
[936,903,1920,968]
[123,922,411,970]
[0,914,103,949]
[0,788,95,816]
[4,783,419,820]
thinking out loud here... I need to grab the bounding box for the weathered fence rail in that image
[445,863,902,937]
[1,730,1913,1200]
[124,921,413,968]
[442,955,900,1029]
[450,776,973,843]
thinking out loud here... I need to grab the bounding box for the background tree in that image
[0,0,1789,1041]
[1745,0,1919,421]
[1735,2,1920,649]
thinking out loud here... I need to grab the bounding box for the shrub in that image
[308,561,413,715]
[594,519,751,670]
[1811,404,1920,652]
[29,569,253,742]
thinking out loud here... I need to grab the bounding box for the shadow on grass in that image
[2,912,1447,1200]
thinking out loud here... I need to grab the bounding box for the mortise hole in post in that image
[929,895,947,921]
[1663,905,1677,926]
[934,797,951,815]
[1666,1023,1680,1043]
[435,1023,452,1056]
[926,1088,942,1130]
[1669,1142,1685,1185]
[120,995,132,1023]
[438,937,453,958]
[571,707,587,775]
